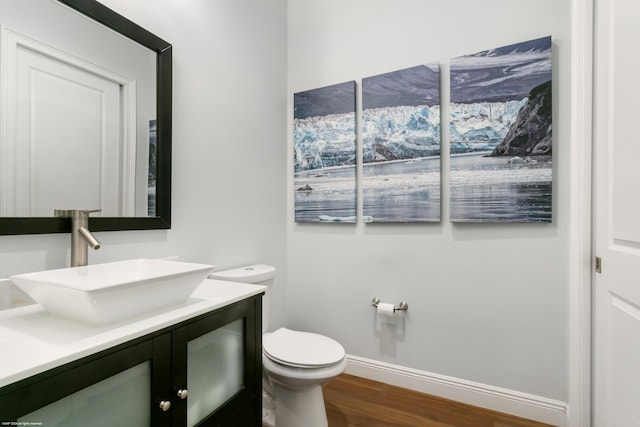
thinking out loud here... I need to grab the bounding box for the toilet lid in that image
[263,328,345,368]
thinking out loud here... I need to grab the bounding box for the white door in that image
[593,0,640,425]
[0,29,136,217]
[14,46,122,216]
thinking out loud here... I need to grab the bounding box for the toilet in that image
[208,264,347,427]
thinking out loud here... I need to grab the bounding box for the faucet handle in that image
[78,209,102,220]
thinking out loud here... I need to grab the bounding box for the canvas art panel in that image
[449,36,553,222]
[148,119,156,216]
[293,81,357,223]
[362,64,441,223]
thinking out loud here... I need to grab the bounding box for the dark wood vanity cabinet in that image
[0,295,262,426]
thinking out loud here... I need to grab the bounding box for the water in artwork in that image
[450,153,552,222]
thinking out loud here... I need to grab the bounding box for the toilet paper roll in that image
[377,302,395,317]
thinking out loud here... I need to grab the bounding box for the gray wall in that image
[0,0,289,330]
[286,0,571,401]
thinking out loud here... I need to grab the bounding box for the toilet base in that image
[262,391,276,427]
[272,382,328,427]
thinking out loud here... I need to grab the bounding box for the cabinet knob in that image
[177,389,188,399]
[159,400,171,412]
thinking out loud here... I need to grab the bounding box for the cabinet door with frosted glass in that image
[171,298,261,427]
[0,337,171,427]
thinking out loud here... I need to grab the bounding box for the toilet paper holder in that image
[372,298,408,312]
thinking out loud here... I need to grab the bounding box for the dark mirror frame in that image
[0,0,172,235]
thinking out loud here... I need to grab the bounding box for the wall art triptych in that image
[294,35,552,224]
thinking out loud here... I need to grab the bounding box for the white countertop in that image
[0,279,266,388]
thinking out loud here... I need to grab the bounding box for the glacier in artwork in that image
[293,112,356,172]
[449,99,527,153]
[362,105,441,162]
[293,99,528,169]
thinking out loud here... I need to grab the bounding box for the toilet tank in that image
[208,264,276,332]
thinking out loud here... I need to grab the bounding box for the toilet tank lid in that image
[208,264,276,283]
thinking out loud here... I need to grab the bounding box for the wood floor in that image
[322,374,554,427]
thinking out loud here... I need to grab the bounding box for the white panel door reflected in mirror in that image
[0,0,156,219]
[7,30,133,217]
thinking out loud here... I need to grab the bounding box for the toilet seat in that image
[263,328,345,368]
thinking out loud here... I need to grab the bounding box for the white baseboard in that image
[344,355,568,427]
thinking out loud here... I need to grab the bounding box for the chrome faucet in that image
[54,209,102,267]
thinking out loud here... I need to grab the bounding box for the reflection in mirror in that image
[0,0,171,234]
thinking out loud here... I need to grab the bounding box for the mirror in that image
[0,0,171,234]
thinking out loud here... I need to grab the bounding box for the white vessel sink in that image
[9,259,214,325]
